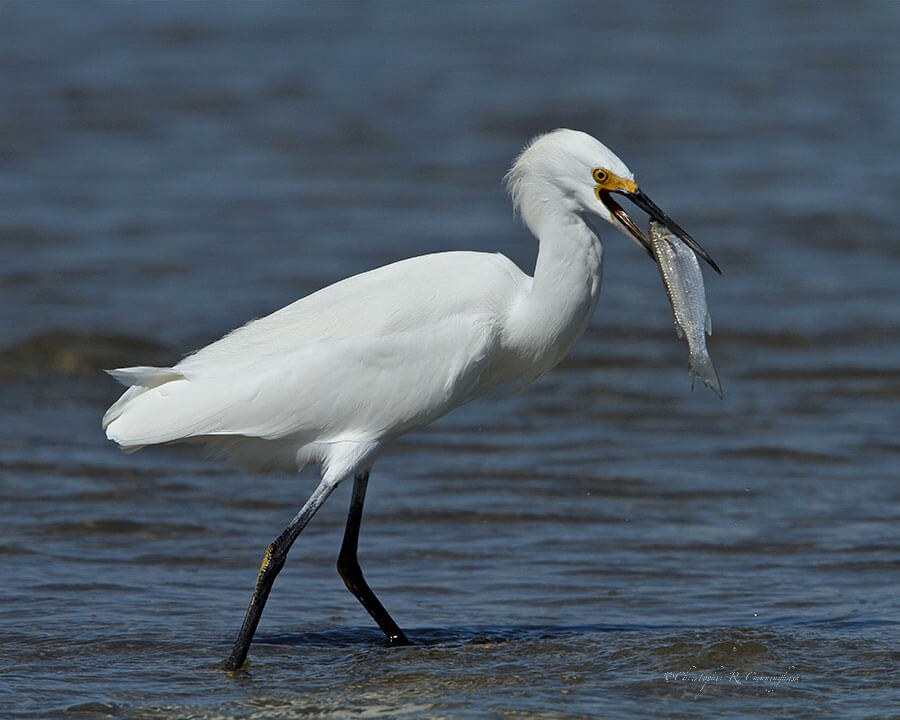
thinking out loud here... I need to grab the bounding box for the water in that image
[2,2,898,717]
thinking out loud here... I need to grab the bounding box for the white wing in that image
[181,251,522,369]
[103,252,525,454]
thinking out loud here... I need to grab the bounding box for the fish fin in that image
[705,312,712,336]
[689,352,723,399]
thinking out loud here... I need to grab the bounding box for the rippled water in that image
[2,2,898,718]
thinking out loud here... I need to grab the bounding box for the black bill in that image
[623,189,721,274]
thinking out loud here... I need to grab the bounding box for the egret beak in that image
[599,188,721,274]
[623,189,721,274]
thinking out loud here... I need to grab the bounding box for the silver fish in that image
[649,220,723,398]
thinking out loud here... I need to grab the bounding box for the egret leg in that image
[223,477,339,671]
[337,472,410,646]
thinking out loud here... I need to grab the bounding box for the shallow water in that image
[1,2,898,718]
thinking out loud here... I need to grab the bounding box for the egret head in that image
[506,129,720,273]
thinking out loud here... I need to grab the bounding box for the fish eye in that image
[592,168,608,184]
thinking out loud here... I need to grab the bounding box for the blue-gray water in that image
[2,2,898,718]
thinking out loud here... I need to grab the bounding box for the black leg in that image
[223,478,339,671]
[337,472,410,645]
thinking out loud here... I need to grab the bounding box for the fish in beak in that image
[598,187,721,274]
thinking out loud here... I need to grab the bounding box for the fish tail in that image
[689,350,724,399]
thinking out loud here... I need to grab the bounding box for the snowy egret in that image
[103,129,720,671]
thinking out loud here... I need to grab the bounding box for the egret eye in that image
[592,168,608,184]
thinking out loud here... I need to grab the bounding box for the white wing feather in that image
[104,252,523,458]
[105,317,496,446]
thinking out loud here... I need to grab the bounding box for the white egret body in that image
[103,129,719,670]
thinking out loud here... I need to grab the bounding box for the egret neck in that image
[509,206,603,378]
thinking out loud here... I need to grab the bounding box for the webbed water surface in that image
[1,2,898,718]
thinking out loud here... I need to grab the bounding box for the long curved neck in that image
[516,178,603,313]
[531,210,603,304]
[506,209,604,378]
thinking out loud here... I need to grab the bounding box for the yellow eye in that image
[592,168,608,184]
